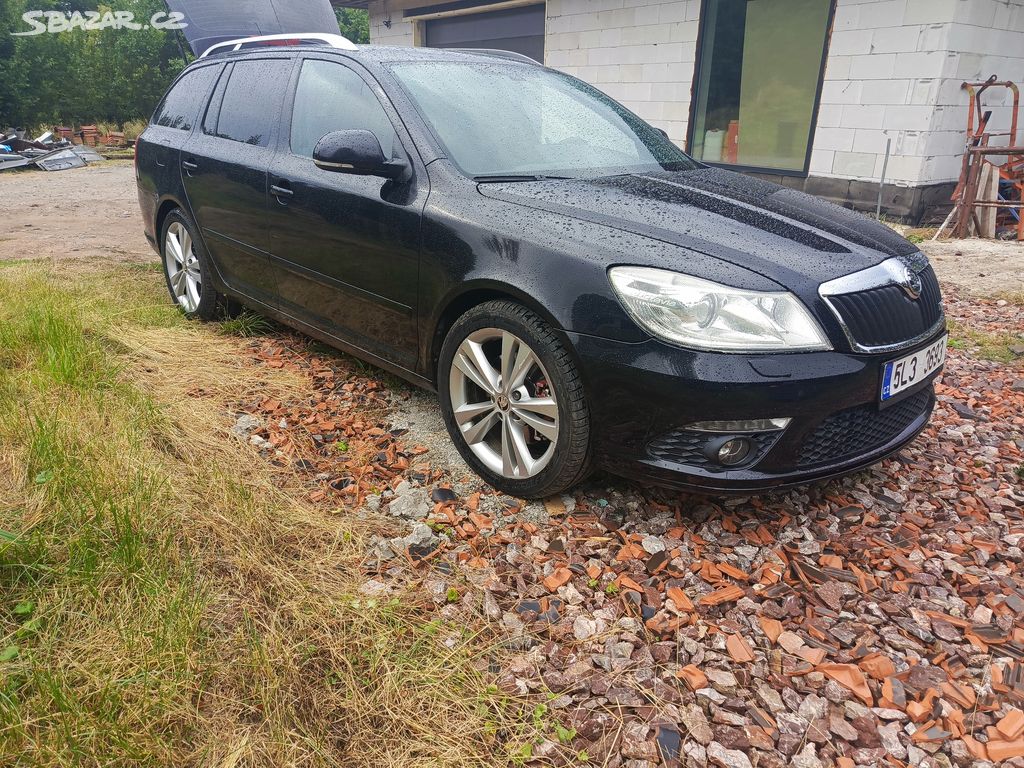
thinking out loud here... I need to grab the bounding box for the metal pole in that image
[876,137,891,220]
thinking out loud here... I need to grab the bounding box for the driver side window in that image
[290,59,398,159]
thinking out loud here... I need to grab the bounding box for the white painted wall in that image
[365,0,1024,188]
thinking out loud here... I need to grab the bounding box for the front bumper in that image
[568,328,944,493]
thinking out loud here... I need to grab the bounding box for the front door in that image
[266,56,426,371]
[180,56,293,307]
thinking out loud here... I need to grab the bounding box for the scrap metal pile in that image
[940,76,1024,241]
[0,128,107,173]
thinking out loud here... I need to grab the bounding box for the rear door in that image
[136,63,221,243]
[180,56,293,307]
[265,56,427,370]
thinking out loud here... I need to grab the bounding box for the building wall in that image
[812,0,1024,187]
[545,0,700,146]
[368,1,416,46]
[366,0,1024,195]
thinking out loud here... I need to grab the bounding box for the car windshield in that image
[389,61,698,179]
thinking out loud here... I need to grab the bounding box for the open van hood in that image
[165,0,340,56]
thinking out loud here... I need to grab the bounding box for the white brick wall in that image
[546,0,700,145]
[814,0,1024,185]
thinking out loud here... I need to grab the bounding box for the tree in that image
[335,8,368,44]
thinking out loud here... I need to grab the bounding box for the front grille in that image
[797,388,933,468]
[826,266,942,349]
[647,429,781,470]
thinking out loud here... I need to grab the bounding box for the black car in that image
[135,35,947,499]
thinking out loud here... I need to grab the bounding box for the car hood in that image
[476,167,917,290]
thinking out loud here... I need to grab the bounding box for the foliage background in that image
[0,1,370,128]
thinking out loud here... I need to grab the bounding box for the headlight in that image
[608,266,831,352]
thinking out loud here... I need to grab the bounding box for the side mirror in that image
[313,129,408,179]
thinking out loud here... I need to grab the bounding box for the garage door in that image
[424,4,545,63]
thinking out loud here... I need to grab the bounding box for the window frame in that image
[684,0,837,178]
[280,53,411,164]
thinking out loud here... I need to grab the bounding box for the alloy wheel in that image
[448,328,559,479]
[164,221,202,312]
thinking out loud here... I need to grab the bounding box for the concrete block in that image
[862,78,911,105]
[893,50,946,79]
[829,28,874,56]
[831,3,860,31]
[833,151,878,179]
[904,0,956,25]
[884,104,935,130]
[659,2,689,23]
[809,148,836,175]
[954,0,997,28]
[824,54,853,80]
[853,0,908,29]
[816,103,845,128]
[814,126,857,152]
[852,128,894,154]
[842,104,887,129]
[850,53,897,79]
[820,79,865,105]
[869,26,921,55]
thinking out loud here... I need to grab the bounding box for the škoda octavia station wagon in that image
[136,34,947,498]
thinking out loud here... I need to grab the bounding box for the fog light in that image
[714,437,753,466]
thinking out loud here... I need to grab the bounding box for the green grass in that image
[947,317,1024,363]
[0,264,538,767]
[218,309,274,338]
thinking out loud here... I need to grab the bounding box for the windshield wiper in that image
[472,174,572,183]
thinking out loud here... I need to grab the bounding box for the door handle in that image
[271,182,294,202]
[182,159,198,173]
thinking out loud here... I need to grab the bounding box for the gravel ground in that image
[234,286,1024,768]
[9,161,1024,767]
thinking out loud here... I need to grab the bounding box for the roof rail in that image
[453,48,539,65]
[199,33,357,58]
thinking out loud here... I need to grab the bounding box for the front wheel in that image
[438,300,591,498]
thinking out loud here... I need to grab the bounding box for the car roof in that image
[198,43,539,68]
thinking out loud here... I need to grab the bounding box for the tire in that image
[160,208,221,320]
[438,300,591,498]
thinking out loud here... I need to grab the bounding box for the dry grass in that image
[0,263,536,767]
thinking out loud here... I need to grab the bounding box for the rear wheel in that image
[160,209,221,320]
[438,300,591,498]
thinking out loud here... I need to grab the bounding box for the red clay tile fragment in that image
[543,567,571,592]
[817,663,873,706]
[758,616,783,644]
[666,586,694,612]
[699,584,744,606]
[726,634,755,663]
[997,709,1024,741]
[858,653,896,681]
[677,664,708,691]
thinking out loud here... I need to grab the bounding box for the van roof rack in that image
[200,33,357,58]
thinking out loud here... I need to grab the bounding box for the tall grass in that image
[0,265,533,767]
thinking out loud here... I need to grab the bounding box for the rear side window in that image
[153,65,220,131]
[209,59,292,147]
[290,59,398,158]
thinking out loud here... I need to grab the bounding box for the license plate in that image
[880,335,947,401]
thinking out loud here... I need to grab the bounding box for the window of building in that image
[289,60,398,158]
[688,0,833,174]
[209,59,291,147]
